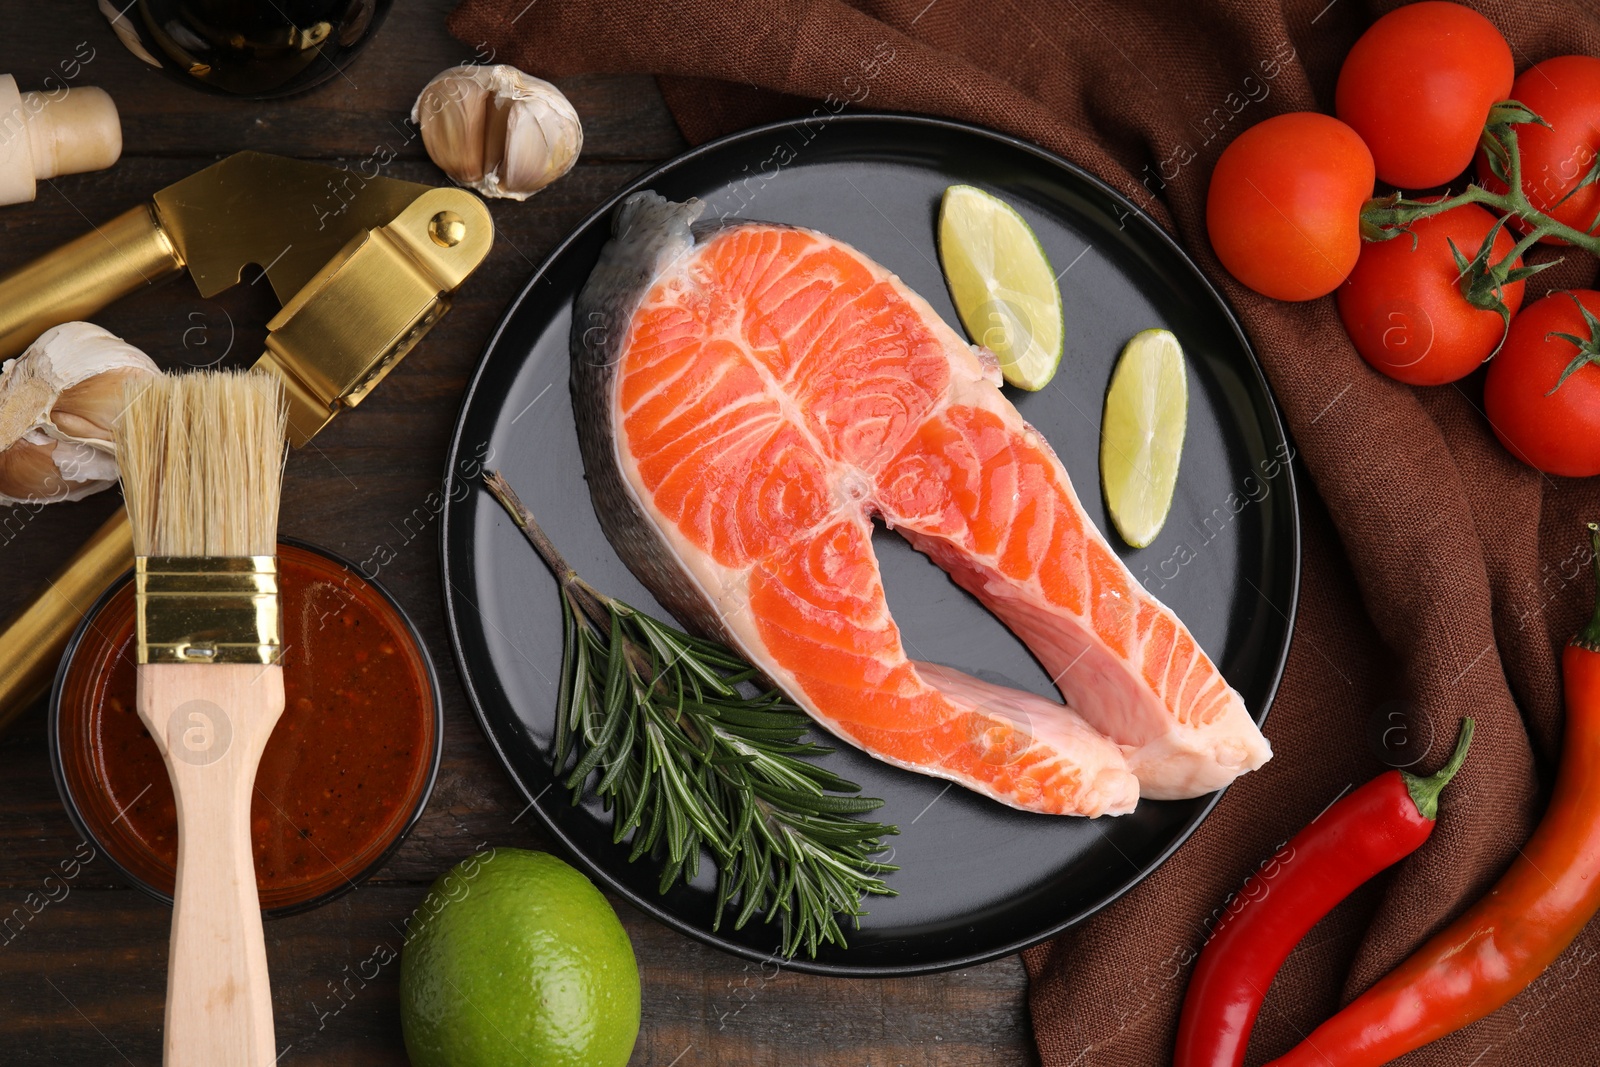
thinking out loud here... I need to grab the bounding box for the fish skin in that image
[569,190,1268,815]
[571,193,723,638]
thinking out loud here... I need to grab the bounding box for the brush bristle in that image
[116,370,287,558]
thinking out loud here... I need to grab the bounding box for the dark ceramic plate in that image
[440,114,1299,976]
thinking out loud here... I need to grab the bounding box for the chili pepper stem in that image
[1401,718,1475,821]
[1575,523,1600,654]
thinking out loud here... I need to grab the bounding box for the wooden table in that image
[0,3,1035,1063]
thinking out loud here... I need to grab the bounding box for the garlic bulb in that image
[0,323,159,505]
[412,64,582,201]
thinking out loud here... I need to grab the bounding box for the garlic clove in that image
[48,437,120,494]
[481,86,509,184]
[0,434,64,503]
[0,322,159,506]
[0,435,120,504]
[0,431,118,504]
[52,365,152,443]
[412,64,583,201]
[417,70,489,184]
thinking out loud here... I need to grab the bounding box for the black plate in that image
[440,114,1300,976]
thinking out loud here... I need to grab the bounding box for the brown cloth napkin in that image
[449,1,1600,1062]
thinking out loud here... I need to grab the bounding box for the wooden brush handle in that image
[138,662,284,1067]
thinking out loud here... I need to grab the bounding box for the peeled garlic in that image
[412,64,582,201]
[0,323,159,505]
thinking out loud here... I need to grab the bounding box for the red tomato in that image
[1207,112,1375,302]
[1483,289,1600,476]
[1336,2,1513,189]
[1336,201,1525,385]
[1475,55,1600,244]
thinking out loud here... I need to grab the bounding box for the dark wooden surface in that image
[0,3,1037,1064]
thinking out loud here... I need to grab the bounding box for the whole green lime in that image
[400,848,640,1067]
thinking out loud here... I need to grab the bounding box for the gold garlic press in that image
[0,152,493,726]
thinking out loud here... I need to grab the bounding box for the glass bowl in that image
[49,538,441,917]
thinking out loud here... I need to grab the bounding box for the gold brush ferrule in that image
[134,556,281,666]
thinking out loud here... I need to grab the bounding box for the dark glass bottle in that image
[104,0,394,99]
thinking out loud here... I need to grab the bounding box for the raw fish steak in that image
[570,192,1270,816]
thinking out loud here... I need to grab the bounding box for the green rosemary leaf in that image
[658,762,696,865]
[735,859,769,929]
[619,728,657,835]
[681,840,702,886]
[747,781,887,815]
[555,594,578,767]
[691,702,807,730]
[789,821,897,848]
[634,613,741,696]
[602,612,628,715]
[595,688,638,795]
[730,741,820,759]
[633,743,669,861]
[774,833,803,912]
[715,726,818,746]
[745,757,829,796]
[710,667,764,688]
[783,764,867,794]
[563,601,592,765]
[658,852,683,895]
[712,866,734,932]
[674,625,752,660]
[733,788,757,843]
[567,693,621,788]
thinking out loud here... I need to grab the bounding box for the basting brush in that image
[115,369,287,1067]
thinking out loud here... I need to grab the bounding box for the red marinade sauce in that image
[59,543,436,912]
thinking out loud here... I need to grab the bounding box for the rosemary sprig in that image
[483,470,897,958]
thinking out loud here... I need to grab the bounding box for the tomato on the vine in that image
[1475,55,1600,244]
[1207,112,1374,302]
[1483,290,1600,476]
[1336,201,1525,385]
[1336,2,1513,189]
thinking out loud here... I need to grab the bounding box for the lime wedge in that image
[937,185,1064,390]
[1101,328,1188,548]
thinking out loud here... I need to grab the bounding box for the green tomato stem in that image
[1359,111,1600,259]
[1504,225,1546,267]
[1504,124,1526,217]
[1363,185,1600,258]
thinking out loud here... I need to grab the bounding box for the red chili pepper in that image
[1265,523,1600,1067]
[1172,721,1474,1067]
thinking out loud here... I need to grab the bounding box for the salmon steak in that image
[570,192,1271,817]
